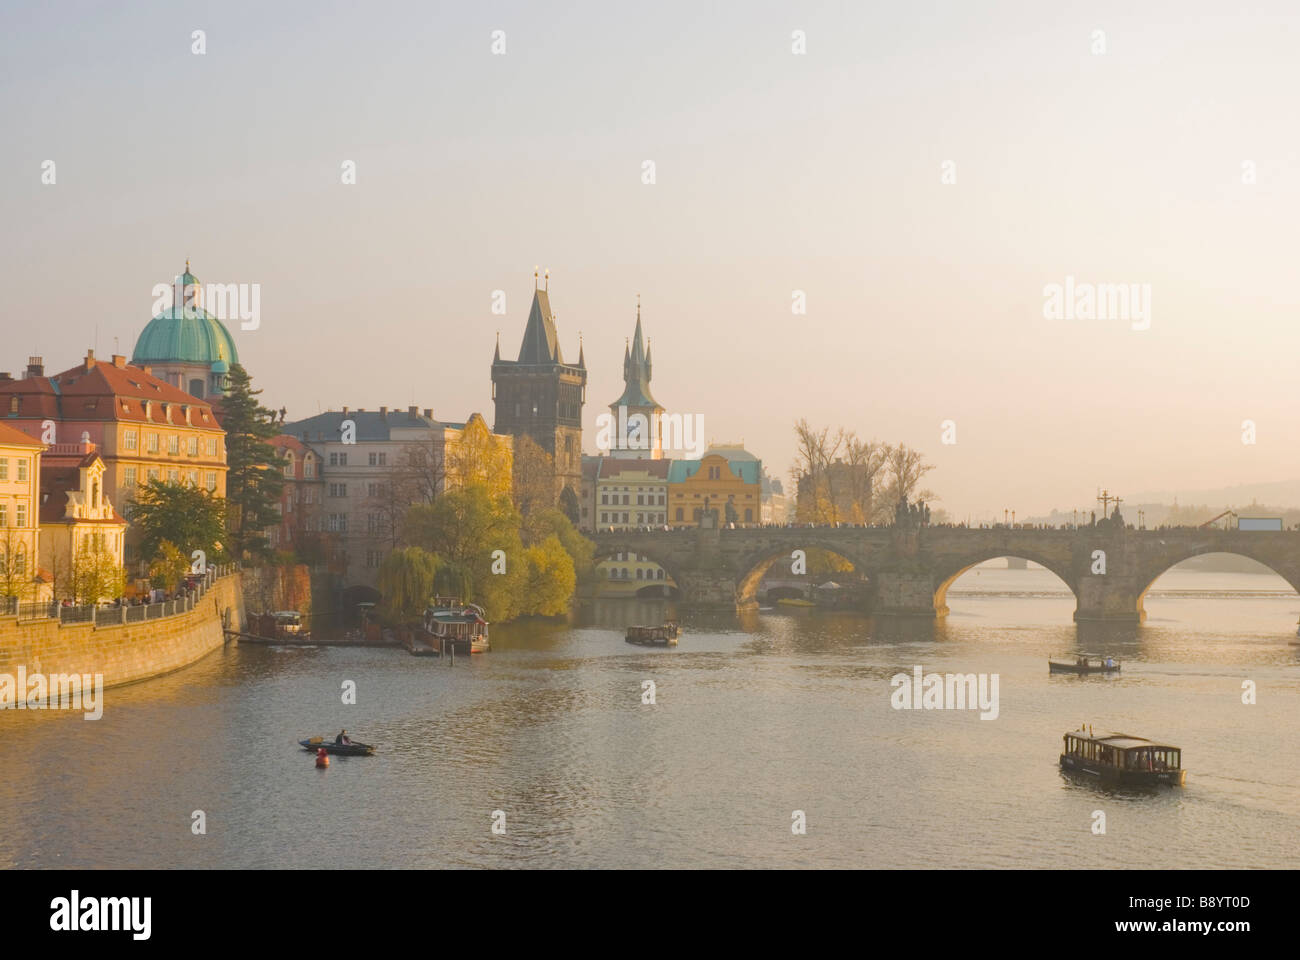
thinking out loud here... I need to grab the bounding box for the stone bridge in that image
[589,525,1300,622]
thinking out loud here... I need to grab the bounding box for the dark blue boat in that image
[300,738,375,756]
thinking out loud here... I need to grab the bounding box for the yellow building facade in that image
[667,453,762,527]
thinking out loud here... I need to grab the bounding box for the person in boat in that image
[335,729,351,746]
[1104,656,1114,668]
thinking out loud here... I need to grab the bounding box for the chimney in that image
[112,354,126,368]
[423,408,432,419]
[407,405,417,418]
[341,406,349,416]
[26,357,43,378]
[0,372,10,381]
[142,365,152,375]
[85,349,95,369]
[380,405,388,416]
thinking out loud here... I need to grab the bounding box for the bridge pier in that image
[1073,577,1146,623]
[872,570,944,618]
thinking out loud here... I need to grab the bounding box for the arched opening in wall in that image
[590,547,679,601]
[738,546,868,608]
[935,556,1075,618]
[1140,552,1299,633]
[340,585,382,624]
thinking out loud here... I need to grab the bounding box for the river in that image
[1,564,1297,869]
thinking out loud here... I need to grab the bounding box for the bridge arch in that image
[1134,546,1300,621]
[589,542,685,594]
[735,541,871,606]
[932,551,1078,615]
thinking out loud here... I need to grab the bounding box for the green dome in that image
[132,306,240,367]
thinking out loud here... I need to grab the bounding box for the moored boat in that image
[421,597,490,654]
[626,621,680,646]
[1059,729,1184,786]
[1049,654,1120,674]
[300,737,375,756]
[250,610,310,642]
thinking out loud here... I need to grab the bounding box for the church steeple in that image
[608,294,663,459]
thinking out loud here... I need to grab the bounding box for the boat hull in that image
[300,739,375,756]
[1049,661,1120,674]
[1059,754,1184,785]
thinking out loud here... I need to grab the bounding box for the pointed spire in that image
[493,330,501,362]
[533,265,539,290]
[544,267,549,292]
[578,331,585,368]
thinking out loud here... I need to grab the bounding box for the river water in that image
[2,564,1297,869]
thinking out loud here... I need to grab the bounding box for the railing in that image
[2,562,239,627]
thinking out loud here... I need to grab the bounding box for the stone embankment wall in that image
[0,573,245,691]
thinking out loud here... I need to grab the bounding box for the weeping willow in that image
[376,547,442,622]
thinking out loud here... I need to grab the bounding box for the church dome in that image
[131,263,240,367]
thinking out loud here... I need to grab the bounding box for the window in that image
[675,508,683,521]
[303,487,314,504]
[0,505,6,526]
[368,452,388,466]
[207,438,217,457]
[15,504,26,527]
[147,433,159,454]
[206,472,217,492]
[123,467,137,488]
[601,494,608,504]
[745,509,753,522]
[0,459,6,480]
[329,483,347,498]
[366,550,381,568]
[188,436,199,456]
[189,471,199,487]
[16,460,27,481]
[168,435,179,455]
[167,469,179,484]
[124,429,138,451]
[366,514,379,533]
[147,468,160,482]
[304,459,315,478]
[327,514,348,532]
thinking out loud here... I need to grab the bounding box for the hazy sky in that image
[3,1,1299,520]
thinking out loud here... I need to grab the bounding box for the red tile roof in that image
[0,352,218,427]
[0,421,44,447]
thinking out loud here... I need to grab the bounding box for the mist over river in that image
[2,564,1296,869]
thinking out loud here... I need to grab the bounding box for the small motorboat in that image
[300,737,375,756]
[626,622,680,646]
[1049,655,1120,674]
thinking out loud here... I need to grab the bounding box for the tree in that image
[0,525,33,600]
[128,480,226,565]
[512,433,556,517]
[148,540,189,592]
[882,443,935,507]
[405,483,525,621]
[521,536,576,616]
[221,363,284,559]
[376,547,441,622]
[72,542,126,604]
[842,433,889,524]
[522,507,596,586]
[446,414,512,498]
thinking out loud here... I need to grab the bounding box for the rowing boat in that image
[300,737,376,756]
